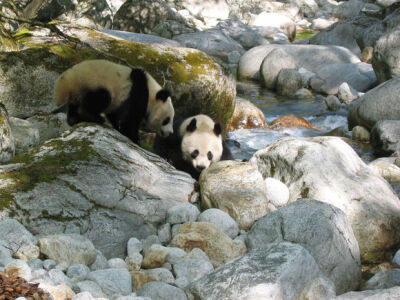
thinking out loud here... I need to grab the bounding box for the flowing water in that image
[227,81,351,161]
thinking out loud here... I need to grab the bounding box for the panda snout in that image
[160,130,171,138]
[196,165,206,171]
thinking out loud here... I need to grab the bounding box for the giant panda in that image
[54,59,175,144]
[154,114,232,180]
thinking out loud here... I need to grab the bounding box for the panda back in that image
[54,60,133,109]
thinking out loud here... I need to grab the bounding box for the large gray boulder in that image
[310,62,377,95]
[100,29,181,47]
[370,120,400,155]
[250,136,400,263]
[173,29,245,62]
[372,27,400,83]
[238,44,360,81]
[0,124,195,258]
[247,199,361,294]
[188,242,324,300]
[0,104,15,162]
[336,286,400,299]
[348,76,400,130]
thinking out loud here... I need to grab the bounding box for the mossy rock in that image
[2,25,236,128]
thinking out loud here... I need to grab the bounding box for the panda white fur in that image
[154,114,232,180]
[54,59,175,143]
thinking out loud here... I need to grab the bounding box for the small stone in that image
[127,238,143,256]
[352,126,370,142]
[142,245,168,269]
[125,253,143,271]
[141,235,161,252]
[67,264,91,281]
[130,271,156,291]
[166,203,200,225]
[108,258,128,269]
[158,223,172,244]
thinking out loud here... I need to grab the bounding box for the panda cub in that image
[54,59,175,143]
[155,114,232,180]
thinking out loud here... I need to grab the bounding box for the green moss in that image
[0,136,98,208]
[295,29,317,41]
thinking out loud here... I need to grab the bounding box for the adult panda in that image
[54,59,175,143]
[154,114,232,180]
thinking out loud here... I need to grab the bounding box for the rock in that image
[166,203,200,225]
[199,161,270,230]
[185,248,210,261]
[48,268,73,287]
[247,199,361,293]
[298,67,315,88]
[101,29,182,47]
[362,269,400,291]
[131,270,156,291]
[361,46,373,63]
[67,264,90,282]
[251,12,296,41]
[325,95,342,112]
[127,238,143,256]
[170,222,244,268]
[0,125,195,258]
[142,245,168,269]
[88,268,132,297]
[136,282,187,300]
[311,18,337,30]
[372,28,400,83]
[165,247,186,265]
[294,88,314,100]
[112,0,189,34]
[90,250,109,271]
[370,120,400,155]
[239,44,360,82]
[338,82,359,104]
[38,283,75,300]
[26,113,70,144]
[336,286,400,299]
[5,259,32,281]
[143,268,174,285]
[142,235,161,252]
[264,177,290,209]
[125,253,143,271]
[8,117,40,154]
[173,29,245,63]
[250,136,400,263]
[270,114,318,130]
[188,242,323,300]
[38,234,96,266]
[252,26,289,43]
[152,20,197,40]
[198,209,239,239]
[43,259,57,271]
[296,276,337,300]
[216,19,268,50]
[157,223,171,244]
[369,157,400,182]
[173,258,213,285]
[0,104,15,162]
[309,22,361,57]
[25,0,112,28]
[0,219,37,256]
[276,69,302,96]
[226,97,268,131]
[348,77,400,130]
[351,125,370,142]
[0,246,13,268]
[108,258,128,270]
[260,48,297,90]
[310,62,377,95]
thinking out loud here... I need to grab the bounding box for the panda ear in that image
[186,118,197,132]
[213,123,222,136]
[156,89,171,102]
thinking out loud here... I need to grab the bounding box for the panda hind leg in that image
[80,88,111,124]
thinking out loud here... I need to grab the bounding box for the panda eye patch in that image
[207,151,213,160]
[162,117,170,126]
[191,150,199,159]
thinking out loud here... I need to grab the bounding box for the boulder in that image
[310,62,377,95]
[370,120,400,155]
[112,0,189,33]
[348,76,400,130]
[188,242,324,300]
[170,222,245,268]
[200,161,271,230]
[100,29,181,47]
[26,113,70,144]
[336,286,400,299]
[173,29,245,63]
[136,281,187,300]
[250,136,400,263]
[0,124,195,258]
[276,69,302,96]
[226,97,268,131]
[250,12,296,41]
[8,117,40,154]
[0,104,15,162]
[247,199,361,294]
[238,44,360,82]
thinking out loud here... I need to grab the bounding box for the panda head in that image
[181,115,223,172]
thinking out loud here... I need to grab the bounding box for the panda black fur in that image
[154,114,232,180]
[54,59,175,143]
